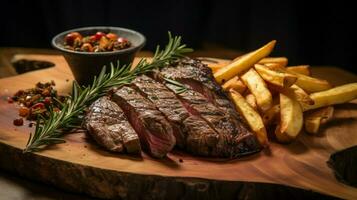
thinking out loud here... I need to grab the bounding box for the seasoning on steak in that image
[160,58,248,133]
[131,75,220,156]
[112,86,176,158]
[85,96,141,154]
[160,58,251,120]
[151,71,261,157]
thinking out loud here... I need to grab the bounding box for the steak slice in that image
[131,75,220,156]
[160,58,248,132]
[160,59,261,154]
[85,96,140,154]
[151,72,261,157]
[112,86,175,158]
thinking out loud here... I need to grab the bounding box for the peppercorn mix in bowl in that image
[52,26,145,85]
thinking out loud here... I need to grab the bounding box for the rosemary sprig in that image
[24,33,192,153]
[163,77,188,94]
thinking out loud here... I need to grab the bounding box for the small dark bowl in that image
[52,26,145,85]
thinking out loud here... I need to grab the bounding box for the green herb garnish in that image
[163,77,188,94]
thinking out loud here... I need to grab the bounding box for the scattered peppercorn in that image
[13,118,24,126]
[10,81,66,122]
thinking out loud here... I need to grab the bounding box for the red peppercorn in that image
[7,97,14,103]
[32,102,45,109]
[43,97,51,105]
[13,118,24,126]
[64,32,82,46]
[94,32,106,40]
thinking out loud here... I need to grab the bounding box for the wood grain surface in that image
[0,54,357,199]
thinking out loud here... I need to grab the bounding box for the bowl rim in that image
[51,26,146,56]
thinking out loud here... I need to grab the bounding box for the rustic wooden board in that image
[1,54,357,199]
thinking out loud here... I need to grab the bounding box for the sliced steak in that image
[85,96,140,154]
[160,59,261,155]
[151,72,261,157]
[112,86,175,158]
[131,75,220,156]
[160,58,247,131]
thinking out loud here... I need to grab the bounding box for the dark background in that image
[0,0,355,72]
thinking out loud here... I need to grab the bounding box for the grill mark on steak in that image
[151,71,261,157]
[164,59,262,154]
[85,96,141,154]
[160,58,248,131]
[112,86,175,158]
[131,75,220,156]
[131,75,188,148]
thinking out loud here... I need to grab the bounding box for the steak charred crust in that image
[112,86,176,158]
[161,58,245,121]
[85,96,141,154]
[131,75,220,156]
[151,71,261,157]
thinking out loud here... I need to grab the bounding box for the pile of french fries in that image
[209,41,357,146]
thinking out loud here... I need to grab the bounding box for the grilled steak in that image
[131,75,220,156]
[160,58,248,132]
[85,96,141,154]
[151,72,261,157]
[112,86,176,158]
[85,58,261,158]
[160,59,261,155]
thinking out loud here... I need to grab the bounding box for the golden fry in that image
[286,65,311,76]
[241,68,273,112]
[222,76,247,93]
[258,57,288,68]
[268,83,314,106]
[214,40,276,83]
[229,89,268,146]
[262,104,280,126]
[245,93,258,110]
[207,62,230,73]
[255,64,297,87]
[287,70,331,93]
[304,106,334,134]
[276,93,303,142]
[303,83,357,111]
[290,84,315,105]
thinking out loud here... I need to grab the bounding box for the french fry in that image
[241,68,273,112]
[303,83,357,111]
[258,57,288,68]
[304,106,334,134]
[286,65,311,76]
[214,40,276,84]
[222,76,247,93]
[229,89,268,145]
[275,93,303,143]
[262,104,280,126]
[290,84,315,105]
[207,62,229,73]
[264,62,286,70]
[254,64,297,87]
[287,70,332,93]
[269,84,315,106]
[245,93,258,110]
